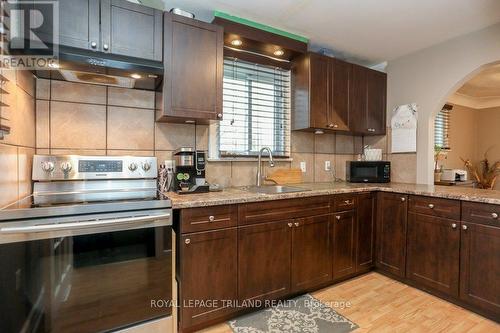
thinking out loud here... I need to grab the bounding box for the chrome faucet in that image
[256,147,274,186]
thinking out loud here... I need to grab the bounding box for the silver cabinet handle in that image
[462,225,468,231]
[344,200,352,205]
[294,222,299,227]
[451,223,457,229]
[185,238,190,244]
[492,213,498,219]
[287,222,293,228]
[217,113,223,119]
[428,204,434,209]
[0,213,171,234]
[90,41,97,49]
[208,215,215,222]
[335,215,341,220]
[401,197,406,202]
[103,43,109,51]
[368,128,376,132]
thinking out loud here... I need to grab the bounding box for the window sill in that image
[208,157,293,163]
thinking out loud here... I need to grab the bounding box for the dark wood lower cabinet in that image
[332,210,357,279]
[406,213,460,297]
[460,222,500,318]
[291,214,332,292]
[376,192,408,277]
[356,193,375,272]
[238,220,292,302]
[179,228,238,330]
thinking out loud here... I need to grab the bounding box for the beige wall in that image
[0,69,36,207]
[476,107,500,190]
[387,22,500,185]
[444,104,477,169]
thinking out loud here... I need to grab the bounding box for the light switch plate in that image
[325,160,331,171]
[300,161,306,173]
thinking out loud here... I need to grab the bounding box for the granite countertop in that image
[166,182,500,209]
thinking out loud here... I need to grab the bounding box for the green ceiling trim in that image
[214,11,309,43]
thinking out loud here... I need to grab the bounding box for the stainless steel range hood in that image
[35,46,164,90]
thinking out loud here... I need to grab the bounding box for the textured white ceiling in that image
[163,0,500,66]
[457,64,500,98]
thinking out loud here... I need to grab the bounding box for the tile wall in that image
[0,69,36,207]
[34,78,416,189]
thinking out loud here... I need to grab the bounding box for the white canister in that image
[364,148,382,161]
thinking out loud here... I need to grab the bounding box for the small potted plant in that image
[461,148,500,189]
[434,145,447,182]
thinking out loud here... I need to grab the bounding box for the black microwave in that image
[346,161,391,183]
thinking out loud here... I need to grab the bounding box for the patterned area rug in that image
[228,294,358,333]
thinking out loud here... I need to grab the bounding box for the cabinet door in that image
[407,213,460,297]
[101,0,162,61]
[162,13,223,121]
[291,214,332,292]
[309,54,329,129]
[328,59,350,131]
[238,220,292,302]
[460,222,500,316]
[348,64,367,134]
[35,0,100,50]
[366,69,387,135]
[332,210,357,279]
[179,229,238,329]
[357,193,375,272]
[376,192,408,277]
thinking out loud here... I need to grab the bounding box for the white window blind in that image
[434,105,451,149]
[219,57,291,157]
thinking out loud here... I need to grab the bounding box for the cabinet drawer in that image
[462,201,500,226]
[180,205,237,233]
[409,195,460,220]
[238,196,330,225]
[333,194,357,212]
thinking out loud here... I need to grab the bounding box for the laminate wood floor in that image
[198,272,499,333]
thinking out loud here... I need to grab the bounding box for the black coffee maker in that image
[173,148,209,194]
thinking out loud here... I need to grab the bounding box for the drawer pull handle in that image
[451,223,457,229]
[288,222,293,228]
[492,213,498,219]
[344,200,352,205]
[401,197,406,202]
[294,222,300,227]
[428,204,434,209]
[335,215,341,220]
[185,238,190,244]
[208,215,215,222]
[462,225,468,231]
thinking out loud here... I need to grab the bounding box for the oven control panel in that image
[32,155,158,180]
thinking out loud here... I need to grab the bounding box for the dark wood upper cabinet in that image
[292,53,350,132]
[179,228,238,330]
[376,192,408,277]
[159,13,223,123]
[238,220,292,302]
[291,214,332,292]
[35,0,162,60]
[356,193,375,272]
[349,64,386,135]
[460,222,500,317]
[101,0,162,61]
[406,213,460,297]
[332,210,357,280]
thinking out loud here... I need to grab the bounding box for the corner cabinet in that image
[349,64,386,135]
[36,0,162,60]
[292,53,350,132]
[158,13,223,124]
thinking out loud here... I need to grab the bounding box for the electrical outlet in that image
[300,161,306,173]
[325,160,331,171]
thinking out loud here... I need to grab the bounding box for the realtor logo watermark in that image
[1,0,59,69]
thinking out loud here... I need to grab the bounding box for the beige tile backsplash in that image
[29,78,413,189]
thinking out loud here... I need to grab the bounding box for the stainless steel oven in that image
[0,155,173,333]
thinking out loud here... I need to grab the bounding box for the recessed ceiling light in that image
[230,39,242,46]
[130,73,142,79]
[48,62,60,69]
[273,49,284,57]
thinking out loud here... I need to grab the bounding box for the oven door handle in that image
[0,213,171,234]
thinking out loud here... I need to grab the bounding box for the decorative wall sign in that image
[391,103,418,153]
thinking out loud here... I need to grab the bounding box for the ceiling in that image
[457,64,500,98]
[162,0,500,66]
